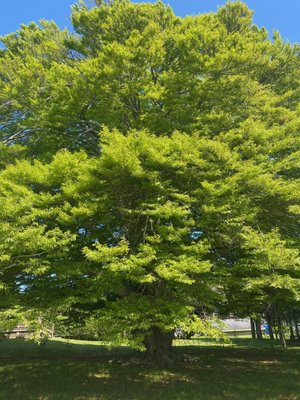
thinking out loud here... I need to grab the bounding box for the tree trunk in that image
[274,306,286,348]
[266,305,275,340]
[266,314,275,340]
[278,320,286,348]
[250,317,256,339]
[288,316,295,341]
[294,316,300,340]
[255,320,263,339]
[144,327,174,363]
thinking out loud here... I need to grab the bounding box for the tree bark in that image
[255,319,263,339]
[266,308,275,340]
[288,316,295,341]
[294,316,300,340]
[250,317,256,339]
[144,327,174,363]
[278,320,286,347]
[266,316,275,340]
[274,306,286,348]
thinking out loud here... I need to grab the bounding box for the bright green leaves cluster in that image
[1,1,300,157]
[0,21,73,156]
[240,228,300,302]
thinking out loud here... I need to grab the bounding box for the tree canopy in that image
[0,0,299,355]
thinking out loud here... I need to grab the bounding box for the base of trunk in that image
[144,327,174,364]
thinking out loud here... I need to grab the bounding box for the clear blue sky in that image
[0,0,299,43]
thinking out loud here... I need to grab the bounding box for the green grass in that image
[0,338,300,400]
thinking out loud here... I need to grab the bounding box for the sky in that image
[0,0,299,43]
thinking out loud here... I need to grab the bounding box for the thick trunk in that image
[144,327,174,363]
[250,318,256,339]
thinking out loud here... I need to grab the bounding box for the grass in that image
[0,338,300,400]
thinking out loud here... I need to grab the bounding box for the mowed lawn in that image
[0,338,300,400]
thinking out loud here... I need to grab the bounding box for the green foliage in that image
[1,0,299,156]
[0,0,300,349]
[0,308,22,338]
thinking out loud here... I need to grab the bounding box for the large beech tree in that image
[0,0,300,357]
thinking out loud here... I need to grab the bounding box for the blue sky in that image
[0,0,299,43]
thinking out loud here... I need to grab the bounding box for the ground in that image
[0,338,300,400]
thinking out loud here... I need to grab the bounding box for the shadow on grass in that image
[0,340,300,400]
[0,337,131,359]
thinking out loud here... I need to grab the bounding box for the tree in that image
[0,0,300,357]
